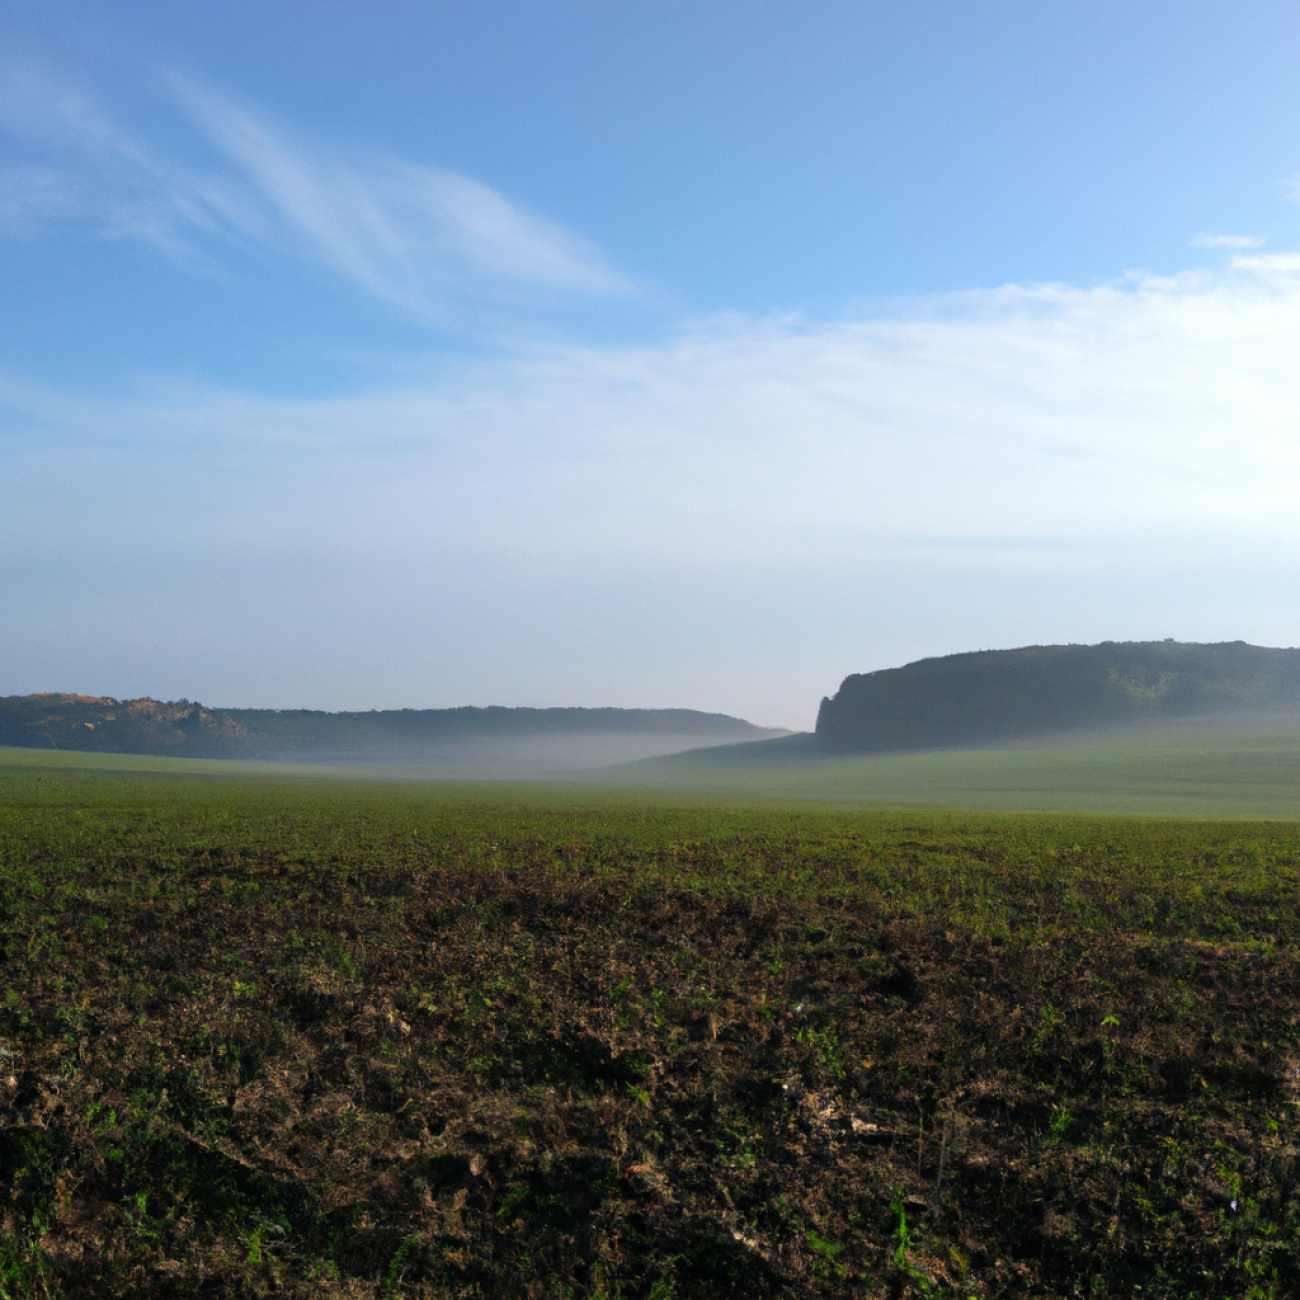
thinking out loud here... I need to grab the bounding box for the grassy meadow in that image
[2,747,1300,1296]
[603,725,1300,818]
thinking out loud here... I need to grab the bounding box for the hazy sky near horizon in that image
[5,2,1300,728]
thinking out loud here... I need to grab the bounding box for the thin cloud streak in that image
[0,161,81,228]
[1190,233,1265,248]
[1229,252,1300,277]
[170,77,634,319]
[0,60,632,317]
[0,60,262,261]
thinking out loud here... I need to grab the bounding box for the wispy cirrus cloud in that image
[0,161,82,228]
[0,60,265,261]
[1190,232,1265,248]
[0,60,631,319]
[169,77,633,320]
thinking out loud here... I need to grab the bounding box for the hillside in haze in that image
[816,639,1300,752]
[0,695,783,770]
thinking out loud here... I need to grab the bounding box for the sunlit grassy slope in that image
[596,725,1300,817]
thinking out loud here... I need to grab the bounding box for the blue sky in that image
[5,1,1300,727]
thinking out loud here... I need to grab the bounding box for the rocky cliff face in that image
[0,694,260,757]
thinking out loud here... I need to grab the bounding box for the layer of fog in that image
[260,730,795,775]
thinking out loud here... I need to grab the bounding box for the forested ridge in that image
[0,694,775,763]
[817,640,1300,753]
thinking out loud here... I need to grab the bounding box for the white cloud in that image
[7,256,1300,718]
[0,60,632,318]
[1190,232,1265,248]
[169,79,631,317]
[6,257,1300,561]
[1229,252,1300,274]
[0,60,263,261]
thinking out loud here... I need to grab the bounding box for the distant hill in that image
[0,695,784,770]
[815,640,1300,752]
[0,695,257,759]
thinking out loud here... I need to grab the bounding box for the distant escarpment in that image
[816,640,1300,753]
[0,695,781,769]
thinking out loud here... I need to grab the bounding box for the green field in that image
[3,749,1300,1297]
[601,725,1300,818]
[11,717,1300,820]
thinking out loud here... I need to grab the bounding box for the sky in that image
[4,1,1300,729]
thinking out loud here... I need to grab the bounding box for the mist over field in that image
[0,694,788,772]
[7,641,1300,818]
